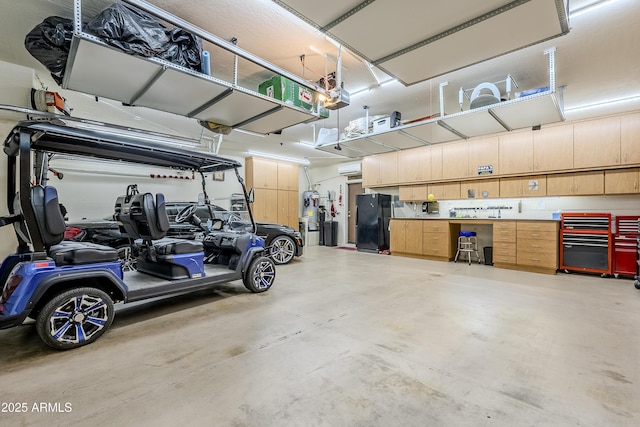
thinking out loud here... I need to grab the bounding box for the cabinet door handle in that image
[531,258,541,261]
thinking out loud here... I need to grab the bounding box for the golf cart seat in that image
[115,192,204,279]
[18,185,118,266]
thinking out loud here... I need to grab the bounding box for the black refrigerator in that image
[356,194,392,253]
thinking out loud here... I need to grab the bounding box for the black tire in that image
[634,280,640,290]
[36,287,115,350]
[243,256,276,293]
[269,235,296,265]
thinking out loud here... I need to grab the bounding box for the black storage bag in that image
[85,2,169,58]
[24,16,74,85]
[160,27,202,71]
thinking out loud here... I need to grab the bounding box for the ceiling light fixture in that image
[569,0,622,18]
[565,94,640,113]
[246,150,310,165]
[233,128,266,138]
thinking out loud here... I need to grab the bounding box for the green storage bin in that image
[258,75,315,111]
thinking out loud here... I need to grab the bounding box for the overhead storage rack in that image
[61,0,326,135]
[316,48,564,158]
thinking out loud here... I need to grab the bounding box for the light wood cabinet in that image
[604,168,640,194]
[493,221,516,265]
[516,221,559,273]
[499,131,534,174]
[533,124,574,172]
[428,182,460,200]
[246,157,278,189]
[499,176,546,197]
[459,179,500,199]
[362,152,399,187]
[422,221,452,259]
[246,157,299,227]
[468,136,499,177]
[399,185,428,201]
[277,190,299,229]
[431,145,443,181]
[621,112,640,165]
[442,140,469,180]
[390,219,423,255]
[252,188,278,223]
[546,171,604,196]
[398,146,430,183]
[573,116,621,168]
[277,162,299,190]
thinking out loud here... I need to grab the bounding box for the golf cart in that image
[0,120,276,350]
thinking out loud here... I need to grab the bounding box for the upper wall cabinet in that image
[573,116,621,168]
[398,146,431,184]
[441,141,469,180]
[533,123,574,172]
[499,131,534,175]
[362,152,398,187]
[468,136,499,178]
[621,112,640,165]
[431,145,444,181]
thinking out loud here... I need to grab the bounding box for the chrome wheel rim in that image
[252,259,275,290]
[270,237,295,264]
[48,294,110,345]
[117,246,137,271]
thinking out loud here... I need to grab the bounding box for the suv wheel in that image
[269,236,296,264]
[36,288,115,350]
[243,256,276,293]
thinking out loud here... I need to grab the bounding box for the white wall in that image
[305,163,352,246]
[49,156,246,221]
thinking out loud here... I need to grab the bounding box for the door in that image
[348,182,363,243]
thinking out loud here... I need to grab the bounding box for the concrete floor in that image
[0,246,639,426]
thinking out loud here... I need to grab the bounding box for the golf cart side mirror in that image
[248,188,254,203]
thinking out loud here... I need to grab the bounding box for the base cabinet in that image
[390,219,423,256]
[389,219,558,274]
[492,221,517,266]
[516,222,559,274]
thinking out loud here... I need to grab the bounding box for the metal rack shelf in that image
[315,48,564,157]
[61,0,324,135]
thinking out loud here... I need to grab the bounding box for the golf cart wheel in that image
[635,280,640,290]
[244,256,276,293]
[269,236,296,265]
[116,245,137,271]
[36,287,115,350]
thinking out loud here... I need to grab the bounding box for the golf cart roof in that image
[3,120,241,172]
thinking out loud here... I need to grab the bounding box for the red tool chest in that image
[560,213,612,275]
[613,216,640,278]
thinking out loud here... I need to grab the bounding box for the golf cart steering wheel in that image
[175,204,198,223]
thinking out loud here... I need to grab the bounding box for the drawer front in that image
[494,221,516,232]
[493,254,517,264]
[517,222,558,233]
[493,228,516,241]
[517,249,558,268]
[423,235,450,255]
[423,222,449,233]
[493,243,516,257]
[517,230,558,242]
[518,238,558,254]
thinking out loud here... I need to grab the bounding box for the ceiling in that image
[0,0,639,166]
